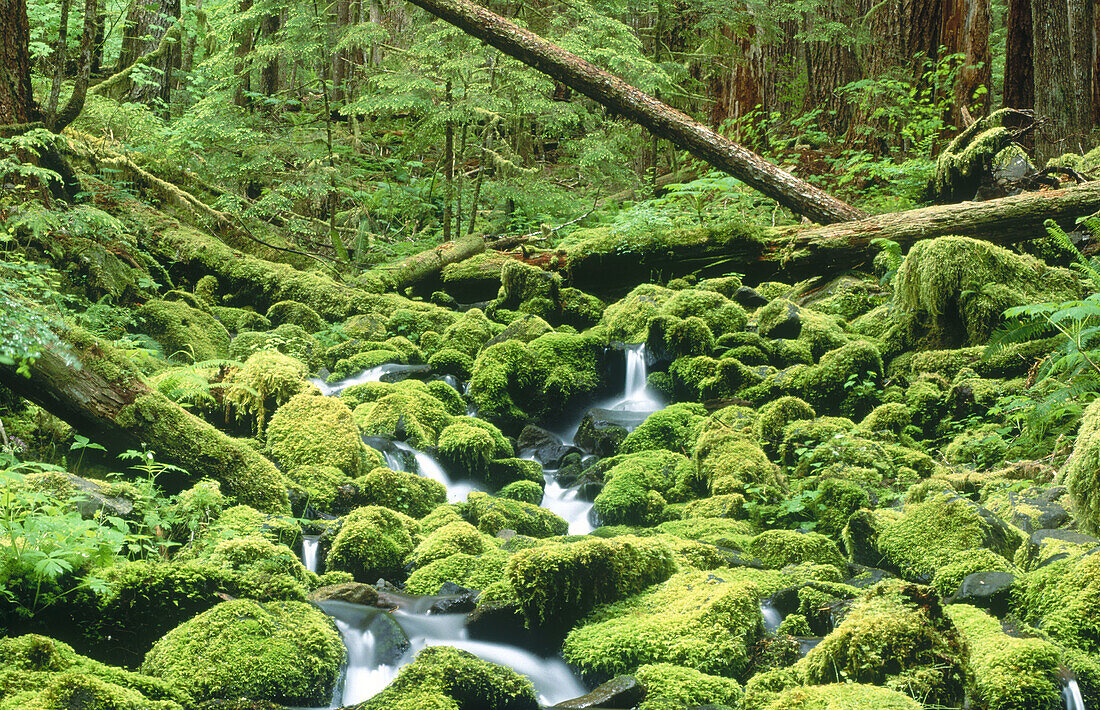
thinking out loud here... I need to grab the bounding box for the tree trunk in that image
[1032,0,1073,163]
[119,0,180,110]
[0,0,36,125]
[0,327,289,513]
[562,180,1100,290]
[45,0,98,132]
[259,11,280,98]
[1004,0,1033,111]
[403,0,866,224]
[232,0,253,108]
[1068,0,1094,151]
[943,0,992,121]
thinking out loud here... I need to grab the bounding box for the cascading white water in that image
[375,440,483,504]
[1065,678,1087,710]
[309,363,427,396]
[612,344,662,412]
[541,471,595,535]
[760,601,783,634]
[302,535,320,574]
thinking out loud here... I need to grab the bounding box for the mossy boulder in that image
[354,466,447,518]
[224,350,309,432]
[592,450,696,526]
[352,380,460,448]
[135,299,231,362]
[141,599,343,705]
[228,324,323,370]
[267,390,366,476]
[353,646,537,710]
[1063,398,1100,536]
[464,492,568,538]
[1014,551,1100,654]
[436,419,513,481]
[634,663,743,710]
[326,506,421,581]
[266,300,325,333]
[760,683,923,710]
[800,582,966,707]
[407,520,493,569]
[562,569,763,680]
[619,403,707,455]
[747,530,846,571]
[497,480,544,505]
[506,535,675,629]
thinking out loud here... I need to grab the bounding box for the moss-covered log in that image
[0,325,289,513]
[382,235,486,292]
[560,179,1100,291]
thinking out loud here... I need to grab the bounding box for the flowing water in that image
[760,601,783,635]
[365,438,484,504]
[302,535,320,574]
[540,468,595,535]
[1065,678,1087,710]
[309,363,429,396]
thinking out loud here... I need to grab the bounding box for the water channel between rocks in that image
[299,344,665,707]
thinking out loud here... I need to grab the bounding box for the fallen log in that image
[558,180,1100,292]
[381,234,486,292]
[404,0,865,225]
[0,326,290,513]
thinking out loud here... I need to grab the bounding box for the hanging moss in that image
[224,350,309,433]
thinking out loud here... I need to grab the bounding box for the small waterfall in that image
[368,440,483,504]
[302,535,320,574]
[1065,678,1087,710]
[760,601,783,634]
[610,344,662,413]
[309,363,428,396]
[540,471,595,535]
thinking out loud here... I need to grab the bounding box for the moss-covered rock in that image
[405,549,511,596]
[1063,398,1100,536]
[266,300,325,333]
[135,299,231,363]
[496,480,543,505]
[141,599,344,705]
[755,397,816,453]
[593,450,696,526]
[747,530,846,571]
[436,419,512,481]
[506,535,675,629]
[408,520,491,568]
[562,569,762,680]
[761,683,923,710]
[352,646,537,710]
[355,466,447,518]
[326,506,421,581]
[619,403,707,456]
[352,380,458,448]
[634,663,743,710]
[267,390,366,476]
[464,492,568,538]
[1014,550,1100,654]
[228,324,323,370]
[224,349,309,432]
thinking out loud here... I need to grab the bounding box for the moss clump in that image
[892,235,1079,349]
[135,298,231,362]
[747,530,846,571]
[266,300,325,333]
[496,480,543,505]
[947,604,1063,710]
[601,283,675,343]
[326,506,421,581]
[593,450,696,526]
[797,340,883,417]
[408,521,491,568]
[228,324,323,370]
[662,287,748,337]
[352,380,458,448]
[634,663,743,710]
[754,396,816,453]
[1014,551,1100,653]
[486,458,544,490]
[801,582,966,707]
[694,428,783,498]
[464,492,568,538]
[562,569,762,679]
[353,646,537,710]
[285,464,348,513]
[763,683,923,710]
[619,403,707,455]
[0,634,188,710]
[141,599,344,705]
[681,494,745,519]
[436,420,512,481]
[224,349,308,432]
[357,466,447,518]
[405,549,511,596]
[506,535,675,629]
[931,548,1016,597]
[1062,398,1100,535]
[267,390,366,476]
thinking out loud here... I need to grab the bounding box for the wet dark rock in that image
[734,286,769,309]
[517,426,581,467]
[759,301,801,340]
[429,585,478,614]
[573,409,637,456]
[467,601,553,654]
[999,486,1071,534]
[948,571,1016,617]
[842,566,895,589]
[552,675,643,708]
[1020,528,1100,569]
[49,473,135,520]
[308,582,380,607]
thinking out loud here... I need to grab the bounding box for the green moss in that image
[326,506,421,581]
[601,284,675,343]
[1062,398,1100,535]
[266,300,325,333]
[857,402,911,438]
[755,397,816,453]
[405,549,511,596]
[332,348,407,378]
[506,535,676,629]
[634,663,743,710]
[797,340,883,417]
[141,599,344,705]
[418,504,466,534]
[763,683,923,710]
[948,604,1063,710]
[931,548,1016,597]
[465,492,568,538]
[353,646,537,710]
[801,582,966,707]
[496,480,543,505]
[620,403,707,455]
[285,464,348,513]
[694,428,783,498]
[486,458,544,490]
[747,530,846,571]
[408,521,491,568]
[560,287,605,330]
[228,324,323,370]
[267,390,365,476]
[135,299,231,362]
[593,450,696,526]
[656,517,755,549]
[944,423,1010,469]
[893,236,1079,349]
[428,348,474,379]
[664,315,716,357]
[205,505,301,548]
[562,569,762,679]
[436,420,510,481]
[356,466,447,518]
[662,287,748,337]
[224,349,308,432]
[1014,552,1100,653]
[352,381,456,448]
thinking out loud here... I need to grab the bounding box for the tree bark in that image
[1004,0,1033,112]
[1068,0,1093,151]
[0,327,289,513]
[119,0,181,110]
[1032,0,1073,163]
[562,180,1100,290]
[403,0,867,224]
[0,0,36,125]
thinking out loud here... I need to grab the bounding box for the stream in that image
[298,345,667,707]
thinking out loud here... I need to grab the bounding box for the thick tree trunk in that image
[0,0,35,125]
[562,180,1100,290]
[944,0,992,121]
[1068,0,1094,151]
[0,326,289,513]
[1032,0,1073,163]
[119,0,180,110]
[1004,0,1033,112]
[404,0,866,224]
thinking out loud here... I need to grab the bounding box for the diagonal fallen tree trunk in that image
[558,180,1100,290]
[404,0,866,225]
[0,325,290,513]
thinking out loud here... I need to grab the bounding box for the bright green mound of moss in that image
[0,634,188,710]
[436,419,513,480]
[800,582,966,708]
[267,390,366,476]
[562,569,762,680]
[407,520,492,568]
[506,535,675,629]
[405,549,511,596]
[593,450,696,526]
[224,349,309,432]
[762,683,923,710]
[352,381,458,448]
[356,466,447,518]
[326,506,421,581]
[947,604,1063,710]
[747,530,846,571]
[1064,398,1100,536]
[135,298,231,362]
[1014,551,1100,654]
[464,492,568,538]
[634,662,743,710]
[619,403,708,455]
[266,299,325,333]
[353,646,537,710]
[229,324,323,370]
[601,283,675,343]
[141,599,344,705]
